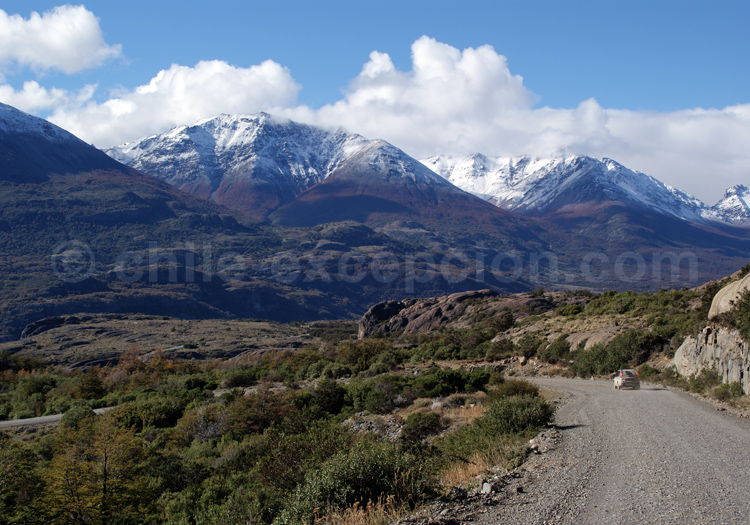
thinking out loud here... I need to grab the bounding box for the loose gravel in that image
[402,377,750,525]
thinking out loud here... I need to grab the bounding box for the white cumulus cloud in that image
[0,80,95,113]
[46,59,301,147]
[282,36,536,156]
[0,5,121,74]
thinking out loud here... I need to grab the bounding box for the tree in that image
[76,369,106,400]
[0,434,45,524]
[45,414,153,524]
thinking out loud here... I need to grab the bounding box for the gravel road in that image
[472,377,750,525]
[0,406,113,429]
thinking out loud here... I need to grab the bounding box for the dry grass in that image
[316,496,407,525]
[438,436,528,489]
[439,401,485,428]
[396,392,487,431]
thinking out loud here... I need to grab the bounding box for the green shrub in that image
[466,368,491,392]
[183,375,217,391]
[436,394,554,461]
[0,351,42,372]
[488,378,540,400]
[733,290,750,343]
[257,421,353,492]
[688,368,722,394]
[310,379,347,415]
[478,395,554,435]
[75,369,106,399]
[276,440,435,524]
[221,366,264,388]
[366,362,390,376]
[484,338,516,361]
[731,381,744,398]
[490,310,515,332]
[413,368,466,398]
[555,304,583,316]
[364,389,395,414]
[712,383,732,402]
[337,339,394,374]
[572,329,661,376]
[112,396,186,431]
[517,333,545,359]
[401,411,443,443]
[710,381,743,402]
[538,336,571,364]
[60,403,95,430]
[224,390,297,438]
[637,364,660,379]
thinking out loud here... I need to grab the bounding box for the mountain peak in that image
[106,113,373,218]
[711,185,750,224]
[725,184,749,197]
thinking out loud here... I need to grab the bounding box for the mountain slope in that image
[0,105,383,340]
[107,113,369,218]
[0,102,124,183]
[421,154,719,223]
[270,140,504,226]
[4,104,553,340]
[106,114,750,293]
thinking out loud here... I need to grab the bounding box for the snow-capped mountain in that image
[108,111,749,228]
[421,153,749,225]
[710,185,750,224]
[107,113,370,217]
[0,102,123,183]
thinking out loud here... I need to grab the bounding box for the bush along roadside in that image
[0,349,554,525]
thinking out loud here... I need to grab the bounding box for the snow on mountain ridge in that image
[711,185,750,223]
[0,102,82,144]
[420,153,737,223]
[106,113,371,205]
[105,112,749,225]
[356,139,457,188]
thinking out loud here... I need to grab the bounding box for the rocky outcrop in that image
[708,273,750,320]
[358,289,499,338]
[565,327,622,352]
[21,315,84,338]
[673,325,750,394]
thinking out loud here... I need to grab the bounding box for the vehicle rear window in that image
[622,371,636,377]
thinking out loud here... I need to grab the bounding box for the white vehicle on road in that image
[613,369,640,390]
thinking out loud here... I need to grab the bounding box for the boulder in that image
[481,482,500,494]
[708,273,750,320]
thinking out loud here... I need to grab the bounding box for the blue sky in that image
[1,1,749,202]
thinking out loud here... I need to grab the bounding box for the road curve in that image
[0,407,113,429]
[479,377,750,525]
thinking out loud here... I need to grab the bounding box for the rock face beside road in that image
[708,273,750,320]
[674,326,750,393]
[672,274,750,394]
